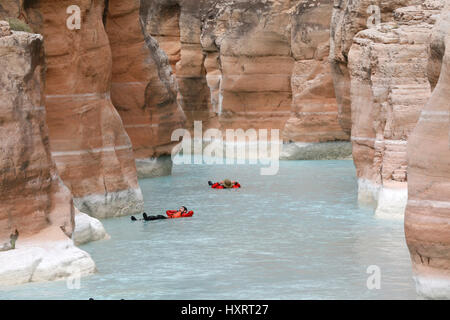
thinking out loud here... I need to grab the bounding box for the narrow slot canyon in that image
[0,0,448,300]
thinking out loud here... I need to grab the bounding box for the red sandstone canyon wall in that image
[23,0,144,218]
[144,0,217,131]
[404,0,450,299]
[283,0,349,143]
[201,0,294,131]
[0,24,74,241]
[330,0,423,134]
[0,24,95,286]
[281,0,351,160]
[348,2,443,216]
[106,0,186,178]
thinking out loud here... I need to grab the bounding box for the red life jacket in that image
[166,210,194,219]
[211,182,240,189]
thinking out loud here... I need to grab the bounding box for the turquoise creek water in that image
[0,160,417,299]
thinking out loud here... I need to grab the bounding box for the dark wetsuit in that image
[131,213,167,221]
[143,213,167,221]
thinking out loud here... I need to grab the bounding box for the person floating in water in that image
[166,206,194,218]
[208,179,241,189]
[131,207,193,221]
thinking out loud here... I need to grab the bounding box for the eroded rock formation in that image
[23,0,144,218]
[144,0,217,131]
[121,1,351,160]
[348,2,443,217]
[330,0,423,134]
[106,0,186,178]
[405,1,450,299]
[281,0,351,159]
[73,210,109,246]
[201,0,294,131]
[0,25,95,286]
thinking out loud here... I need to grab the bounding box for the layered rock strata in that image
[143,0,216,131]
[0,25,95,286]
[23,0,144,218]
[342,1,442,216]
[201,0,294,131]
[330,0,423,134]
[106,0,186,178]
[281,0,351,159]
[404,1,450,299]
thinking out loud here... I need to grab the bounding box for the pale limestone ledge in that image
[280,142,352,160]
[414,276,450,300]
[73,188,144,219]
[72,211,110,246]
[358,179,408,219]
[0,227,95,287]
[136,156,172,178]
[374,185,408,220]
[412,263,450,300]
[174,139,352,161]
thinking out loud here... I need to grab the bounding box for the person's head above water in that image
[223,179,232,188]
[180,206,187,213]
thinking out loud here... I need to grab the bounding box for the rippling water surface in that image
[0,160,417,299]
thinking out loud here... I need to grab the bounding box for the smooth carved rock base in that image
[73,212,109,246]
[280,142,352,160]
[0,227,96,287]
[136,156,173,179]
[73,188,144,220]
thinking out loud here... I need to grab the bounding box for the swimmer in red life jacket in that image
[208,179,241,189]
[131,206,193,221]
[166,206,190,218]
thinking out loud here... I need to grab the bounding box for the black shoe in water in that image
[131,216,137,221]
[142,212,149,221]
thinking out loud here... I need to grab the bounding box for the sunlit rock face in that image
[405,1,450,299]
[344,1,442,217]
[330,0,423,135]
[106,0,186,178]
[0,27,95,286]
[23,0,143,218]
[281,0,351,160]
[201,0,294,131]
